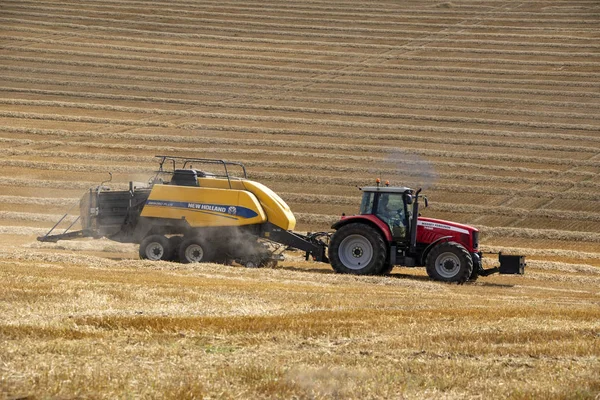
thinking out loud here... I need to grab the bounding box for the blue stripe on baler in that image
[145,200,259,219]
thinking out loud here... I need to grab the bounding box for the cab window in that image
[359,192,374,214]
[376,193,407,239]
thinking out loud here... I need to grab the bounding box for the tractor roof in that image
[361,186,413,193]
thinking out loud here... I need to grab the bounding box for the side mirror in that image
[424,196,429,208]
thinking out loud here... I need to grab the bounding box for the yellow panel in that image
[242,180,296,231]
[140,184,266,227]
[197,177,246,190]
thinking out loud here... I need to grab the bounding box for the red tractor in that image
[328,183,524,283]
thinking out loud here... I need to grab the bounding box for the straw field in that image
[1,0,599,399]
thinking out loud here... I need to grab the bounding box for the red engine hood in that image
[416,217,478,252]
[417,217,478,234]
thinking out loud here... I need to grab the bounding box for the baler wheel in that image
[329,223,387,275]
[425,241,473,283]
[139,235,172,261]
[179,237,213,264]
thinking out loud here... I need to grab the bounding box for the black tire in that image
[329,223,388,275]
[139,235,172,261]
[168,236,184,262]
[425,241,473,283]
[380,262,395,275]
[178,237,213,264]
[469,266,480,282]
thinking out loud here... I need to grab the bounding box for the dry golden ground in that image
[1,249,599,399]
[1,0,600,398]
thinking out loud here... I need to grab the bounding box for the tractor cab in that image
[359,186,416,244]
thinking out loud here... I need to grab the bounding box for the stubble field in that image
[1,0,599,398]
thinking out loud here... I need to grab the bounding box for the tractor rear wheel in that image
[425,241,473,283]
[139,234,172,261]
[469,266,480,282]
[179,237,213,264]
[329,223,387,275]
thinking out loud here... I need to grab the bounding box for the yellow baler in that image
[38,156,326,267]
[140,178,295,231]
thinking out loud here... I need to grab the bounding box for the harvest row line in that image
[8,36,600,81]
[2,6,597,34]
[86,0,600,14]
[2,133,597,185]
[4,82,600,125]
[1,148,597,189]
[2,122,599,168]
[8,46,600,74]
[11,0,600,20]
[5,84,599,124]
[3,98,598,136]
[6,53,600,98]
[6,2,600,29]
[4,65,599,112]
[1,152,598,194]
[4,16,597,44]
[11,25,600,53]
[0,115,600,168]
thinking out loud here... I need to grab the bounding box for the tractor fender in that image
[419,235,453,265]
[331,215,393,243]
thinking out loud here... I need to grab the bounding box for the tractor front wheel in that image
[139,234,172,261]
[425,241,473,283]
[329,223,387,275]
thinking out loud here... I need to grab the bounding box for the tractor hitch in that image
[480,253,526,276]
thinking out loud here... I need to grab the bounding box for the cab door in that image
[375,193,408,241]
